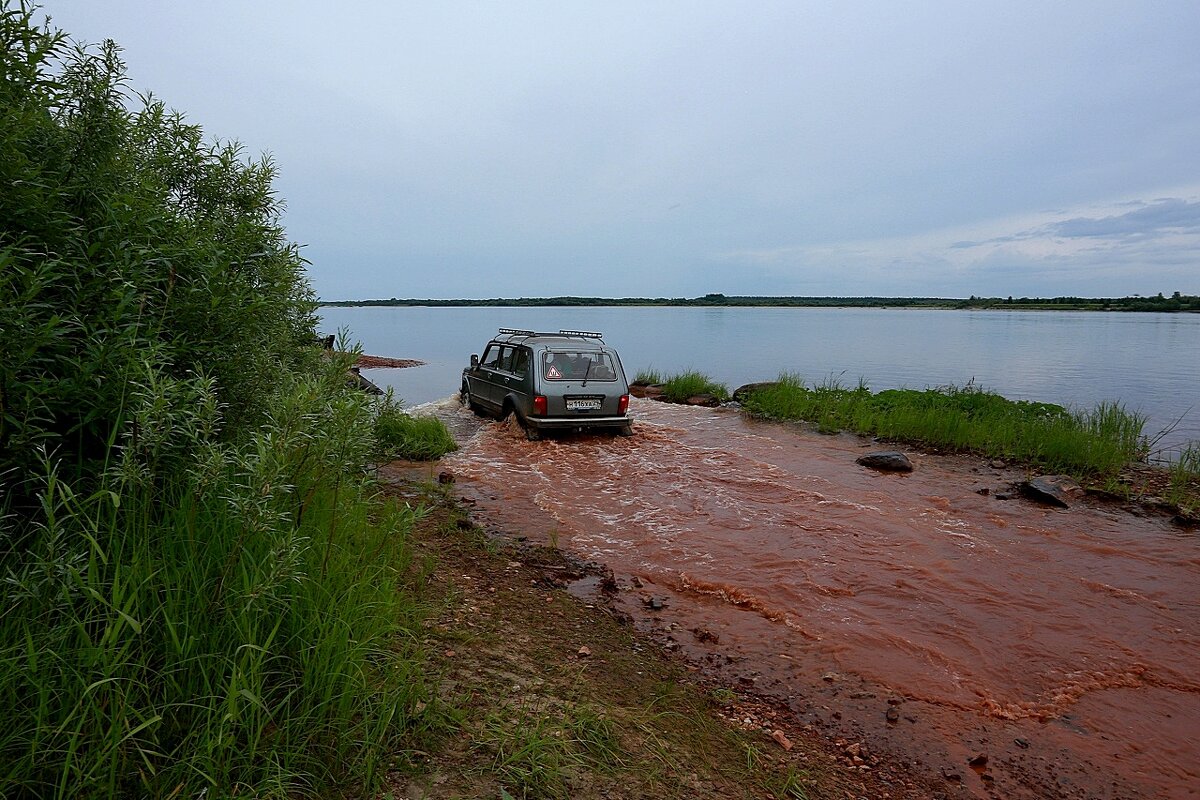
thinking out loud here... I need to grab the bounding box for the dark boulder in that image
[855,451,914,473]
[628,382,664,399]
[1019,475,1082,508]
[732,382,780,402]
[684,393,722,407]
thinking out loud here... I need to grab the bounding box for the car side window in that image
[510,348,529,377]
[480,345,500,369]
[500,346,518,373]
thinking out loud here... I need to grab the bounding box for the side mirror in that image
[470,354,479,368]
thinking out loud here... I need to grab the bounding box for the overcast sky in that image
[42,1,1200,300]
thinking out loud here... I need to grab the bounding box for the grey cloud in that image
[1049,199,1200,239]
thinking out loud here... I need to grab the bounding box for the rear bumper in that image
[525,415,630,431]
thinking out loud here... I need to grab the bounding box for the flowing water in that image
[431,397,1200,799]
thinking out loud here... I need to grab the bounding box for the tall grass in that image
[740,374,1148,476]
[375,392,458,460]
[633,368,663,385]
[0,364,443,797]
[1166,445,1200,514]
[660,370,729,403]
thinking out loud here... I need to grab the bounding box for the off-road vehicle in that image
[461,328,633,440]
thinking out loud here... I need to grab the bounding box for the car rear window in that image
[542,351,617,381]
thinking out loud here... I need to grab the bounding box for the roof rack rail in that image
[495,328,606,340]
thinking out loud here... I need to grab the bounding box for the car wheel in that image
[524,425,542,441]
[462,384,481,415]
[618,423,634,437]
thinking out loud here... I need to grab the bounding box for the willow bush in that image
[2,5,439,797]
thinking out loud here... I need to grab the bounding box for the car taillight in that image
[533,395,548,416]
[618,394,629,415]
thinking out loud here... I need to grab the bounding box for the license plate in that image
[566,398,602,411]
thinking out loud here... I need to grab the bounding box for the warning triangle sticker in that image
[547,366,562,378]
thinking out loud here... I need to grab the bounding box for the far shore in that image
[319,292,1199,313]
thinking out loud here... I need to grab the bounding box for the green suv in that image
[461,328,633,440]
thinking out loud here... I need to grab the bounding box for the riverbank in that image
[372,473,949,799]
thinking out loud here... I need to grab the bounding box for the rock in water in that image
[855,451,914,473]
[1019,475,1082,508]
[732,382,779,402]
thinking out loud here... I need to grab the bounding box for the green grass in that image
[634,368,664,384]
[474,701,625,799]
[0,367,449,797]
[740,373,1149,477]
[1165,444,1200,515]
[375,392,458,460]
[660,370,730,403]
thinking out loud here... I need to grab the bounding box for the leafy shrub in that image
[1,5,316,511]
[0,7,440,796]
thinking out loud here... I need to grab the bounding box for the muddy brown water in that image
[432,397,1200,799]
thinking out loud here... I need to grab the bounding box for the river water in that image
[318,305,1200,452]
[431,398,1199,799]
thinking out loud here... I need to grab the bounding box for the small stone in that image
[885,706,900,723]
[855,451,914,473]
[771,730,793,751]
[990,459,1006,469]
[1014,737,1030,749]
[437,470,455,484]
[1020,475,1082,508]
[577,645,591,658]
[968,753,988,767]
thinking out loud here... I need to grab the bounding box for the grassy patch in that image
[740,373,1149,477]
[1165,445,1200,515]
[376,393,458,460]
[660,370,730,403]
[634,368,664,384]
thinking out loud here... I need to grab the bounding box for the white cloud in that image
[713,190,1200,296]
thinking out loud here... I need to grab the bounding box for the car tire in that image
[462,384,481,415]
[618,423,634,437]
[524,425,542,441]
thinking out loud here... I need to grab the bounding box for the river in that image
[318,305,1200,452]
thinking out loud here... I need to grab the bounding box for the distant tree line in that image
[321,291,1199,312]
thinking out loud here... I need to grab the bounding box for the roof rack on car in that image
[495,328,605,340]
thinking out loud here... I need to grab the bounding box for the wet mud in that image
[430,397,1200,799]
